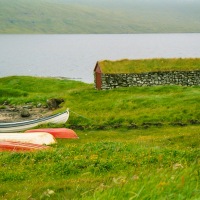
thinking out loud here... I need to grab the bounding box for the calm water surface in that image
[0,34,200,83]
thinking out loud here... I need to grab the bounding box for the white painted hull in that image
[0,109,69,133]
[0,132,56,145]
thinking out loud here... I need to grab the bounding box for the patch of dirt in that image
[0,105,53,123]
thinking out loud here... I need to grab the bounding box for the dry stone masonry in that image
[99,71,200,90]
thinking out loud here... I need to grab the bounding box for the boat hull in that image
[25,128,78,139]
[0,141,50,152]
[0,110,69,133]
[0,132,56,145]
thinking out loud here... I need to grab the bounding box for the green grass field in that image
[0,127,200,199]
[0,76,200,199]
[0,76,200,128]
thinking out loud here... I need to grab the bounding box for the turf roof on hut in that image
[98,58,200,74]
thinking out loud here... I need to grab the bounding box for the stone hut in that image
[94,58,200,90]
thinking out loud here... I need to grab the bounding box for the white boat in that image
[0,109,69,133]
[0,132,56,145]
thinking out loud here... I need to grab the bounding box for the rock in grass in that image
[20,108,30,117]
[47,98,64,110]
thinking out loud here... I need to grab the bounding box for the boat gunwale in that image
[0,110,69,128]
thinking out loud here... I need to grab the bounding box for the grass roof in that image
[98,58,200,74]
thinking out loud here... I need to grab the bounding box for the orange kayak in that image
[0,141,50,152]
[25,128,78,139]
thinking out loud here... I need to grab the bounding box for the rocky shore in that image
[0,98,64,122]
[0,105,51,122]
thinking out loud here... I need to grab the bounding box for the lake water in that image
[0,34,200,83]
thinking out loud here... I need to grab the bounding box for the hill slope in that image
[0,0,200,33]
[0,76,200,128]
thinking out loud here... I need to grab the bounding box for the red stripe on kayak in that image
[25,128,78,139]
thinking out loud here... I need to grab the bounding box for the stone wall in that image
[99,71,200,90]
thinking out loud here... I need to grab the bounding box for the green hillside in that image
[1,76,200,128]
[0,0,200,33]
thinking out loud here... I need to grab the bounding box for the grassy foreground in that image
[0,127,200,199]
[0,76,200,199]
